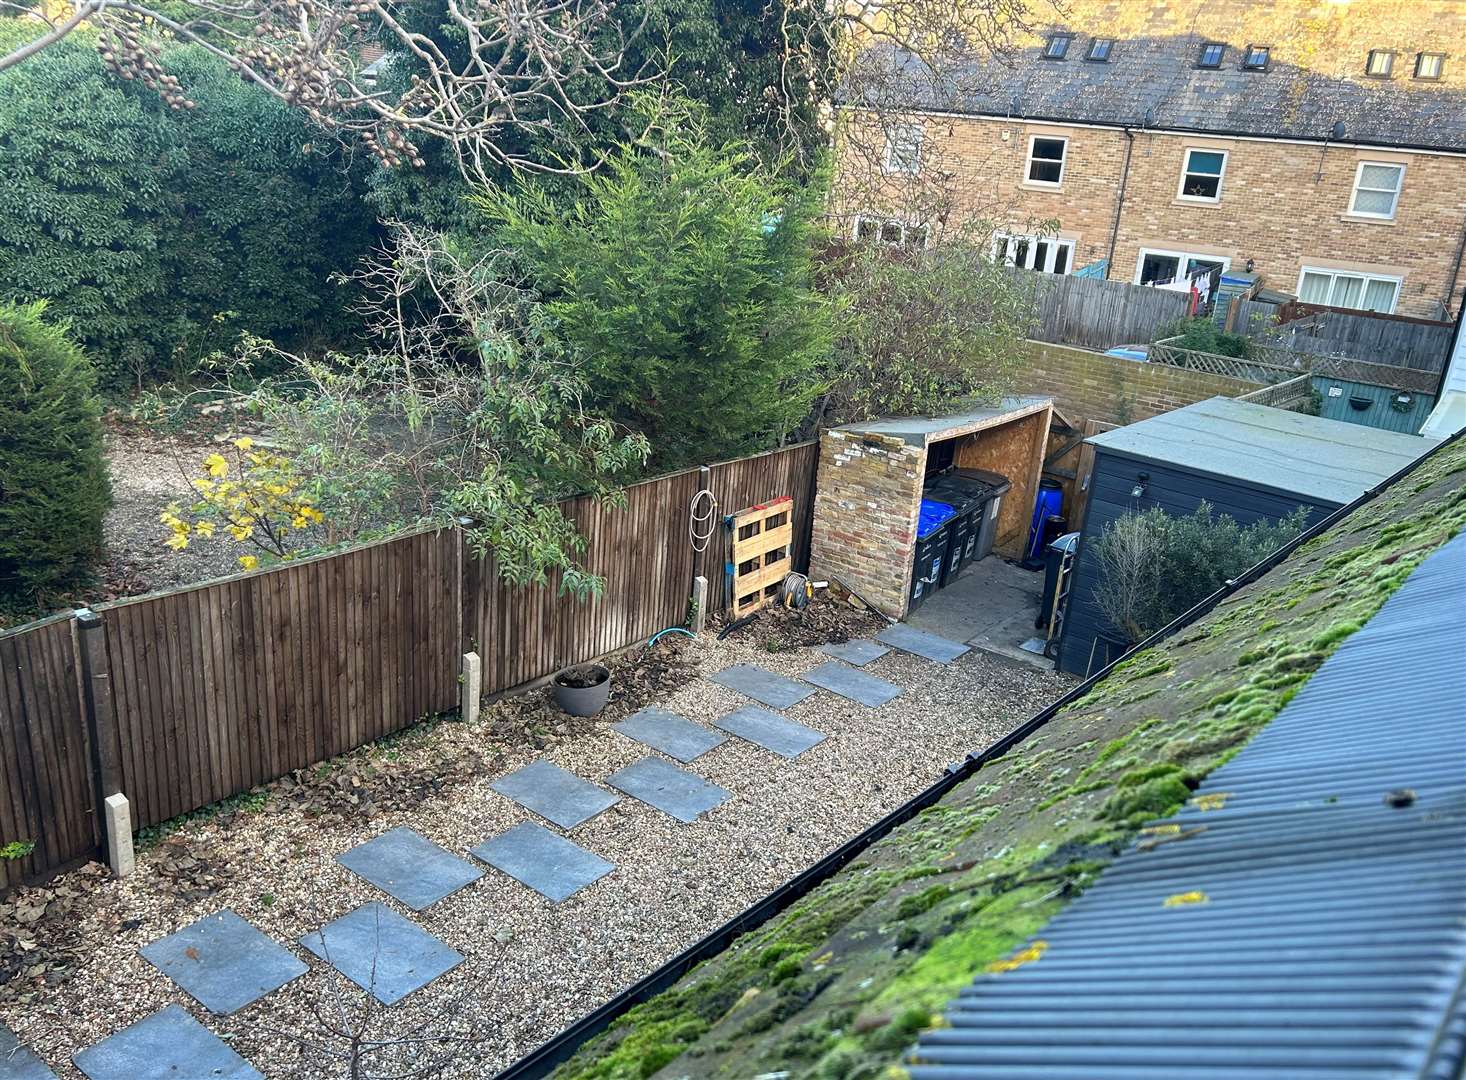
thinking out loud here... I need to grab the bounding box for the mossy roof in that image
[549,436,1466,1080]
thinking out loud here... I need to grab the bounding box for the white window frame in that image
[1025,135,1068,187]
[1134,247,1232,286]
[883,123,923,175]
[1295,266,1402,313]
[1176,148,1228,203]
[852,215,929,250]
[992,231,1075,274]
[1349,161,1404,219]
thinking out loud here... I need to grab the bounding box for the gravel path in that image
[0,632,1072,1078]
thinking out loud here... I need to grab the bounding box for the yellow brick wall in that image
[837,115,1466,317]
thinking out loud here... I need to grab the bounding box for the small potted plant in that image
[552,663,611,717]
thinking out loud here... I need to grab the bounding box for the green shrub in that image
[1156,316,1251,359]
[1093,502,1308,642]
[0,302,112,605]
[0,22,373,387]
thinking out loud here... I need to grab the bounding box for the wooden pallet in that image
[730,496,794,617]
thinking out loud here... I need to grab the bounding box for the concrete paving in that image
[817,639,890,666]
[139,909,307,1015]
[606,757,732,823]
[906,556,1054,671]
[1,1022,57,1080]
[300,902,464,1006]
[801,662,903,707]
[707,664,815,709]
[491,760,620,829]
[336,827,484,911]
[72,1006,261,1080]
[612,707,726,763]
[713,706,825,759]
[472,822,615,903]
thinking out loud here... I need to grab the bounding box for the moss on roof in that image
[553,438,1466,1080]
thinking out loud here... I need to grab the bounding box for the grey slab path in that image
[612,707,726,763]
[72,1005,261,1080]
[490,759,620,829]
[714,706,825,759]
[1,1022,57,1080]
[817,639,890,666]
[801,661,903,707]
[707,664,815,709]
[300,902,464,1006]
[606,757,731,823]
[876,623,971,664]
[472,822,614,903]
[139,909,307,1015]
[336,826,483,911]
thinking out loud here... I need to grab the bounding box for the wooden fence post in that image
[74,609,131,876]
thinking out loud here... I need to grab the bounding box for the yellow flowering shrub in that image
[160,438,324,569]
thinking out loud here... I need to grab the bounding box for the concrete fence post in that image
[461,651,482,725]
[74,609,131,877]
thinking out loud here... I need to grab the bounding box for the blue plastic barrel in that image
[1025,480,1064,562]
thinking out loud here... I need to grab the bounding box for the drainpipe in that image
[1104,127,1136,280]
[1443,210,1466,319]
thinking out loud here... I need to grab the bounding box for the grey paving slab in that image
[817,639,891,666]
[490,759,620,829]
[72,1005,261,1080]
[714,705,826,759]
[606,757,732,823]
[707,664,815,709]
[876,623,971,663]
[1,1022,58,1080]
[139,908,307,1015]
[612,707,726,763]
[471,822,615,902]
[300,902,463,1005]
[336,826,483,911]
[801,661,903,707]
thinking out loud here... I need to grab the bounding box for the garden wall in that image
[0,442,819,890]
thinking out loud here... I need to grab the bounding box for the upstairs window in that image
[1043,33,1072,59]
[1026,135,1068,185]
[1242,45,1270,71]
[1366,49,1395,77]
[1087,38,1114,62]
[1350,161,1404,218]
[1197,42,1226,68]
[1179,148,1227,201]
[884,123,923,174]
[1415,52,1445,79]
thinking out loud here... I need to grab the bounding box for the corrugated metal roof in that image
[1087,397,1435,504]
[910,530,1466,1080]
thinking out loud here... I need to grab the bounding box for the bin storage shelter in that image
[1056,397,1436,676]
[810,397,1054,619]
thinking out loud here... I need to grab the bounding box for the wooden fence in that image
[1023,272,1193,352]
[0,442,819,890]
[1263,308,1451,372]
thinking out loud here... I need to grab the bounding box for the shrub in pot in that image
[552,664,611,717]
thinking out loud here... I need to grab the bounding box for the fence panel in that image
[1023,272,1193,351]
[1271,306,1452,371]
[97,528,461,831]
[0,616,97,890]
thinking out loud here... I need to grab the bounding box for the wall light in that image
[1131,472,1149,499]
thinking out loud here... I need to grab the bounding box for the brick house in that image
[836,0,1466,319]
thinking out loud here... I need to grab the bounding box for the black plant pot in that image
[552,664,611,717]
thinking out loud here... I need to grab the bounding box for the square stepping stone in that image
[139,909,307,1015]
[801,661,902,707]
[606,757,731,823]
[73,1005,261,1080]
[471,822,614,902]
[300,902,463,1006]
[818,639,890,666]
[612,707,726,763]
[707,664,815,709]
[336,827,483,911]
[491,760,619,829]
[714,706,825,759]
[1,1022,57,1080]
[877,624,971,663]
